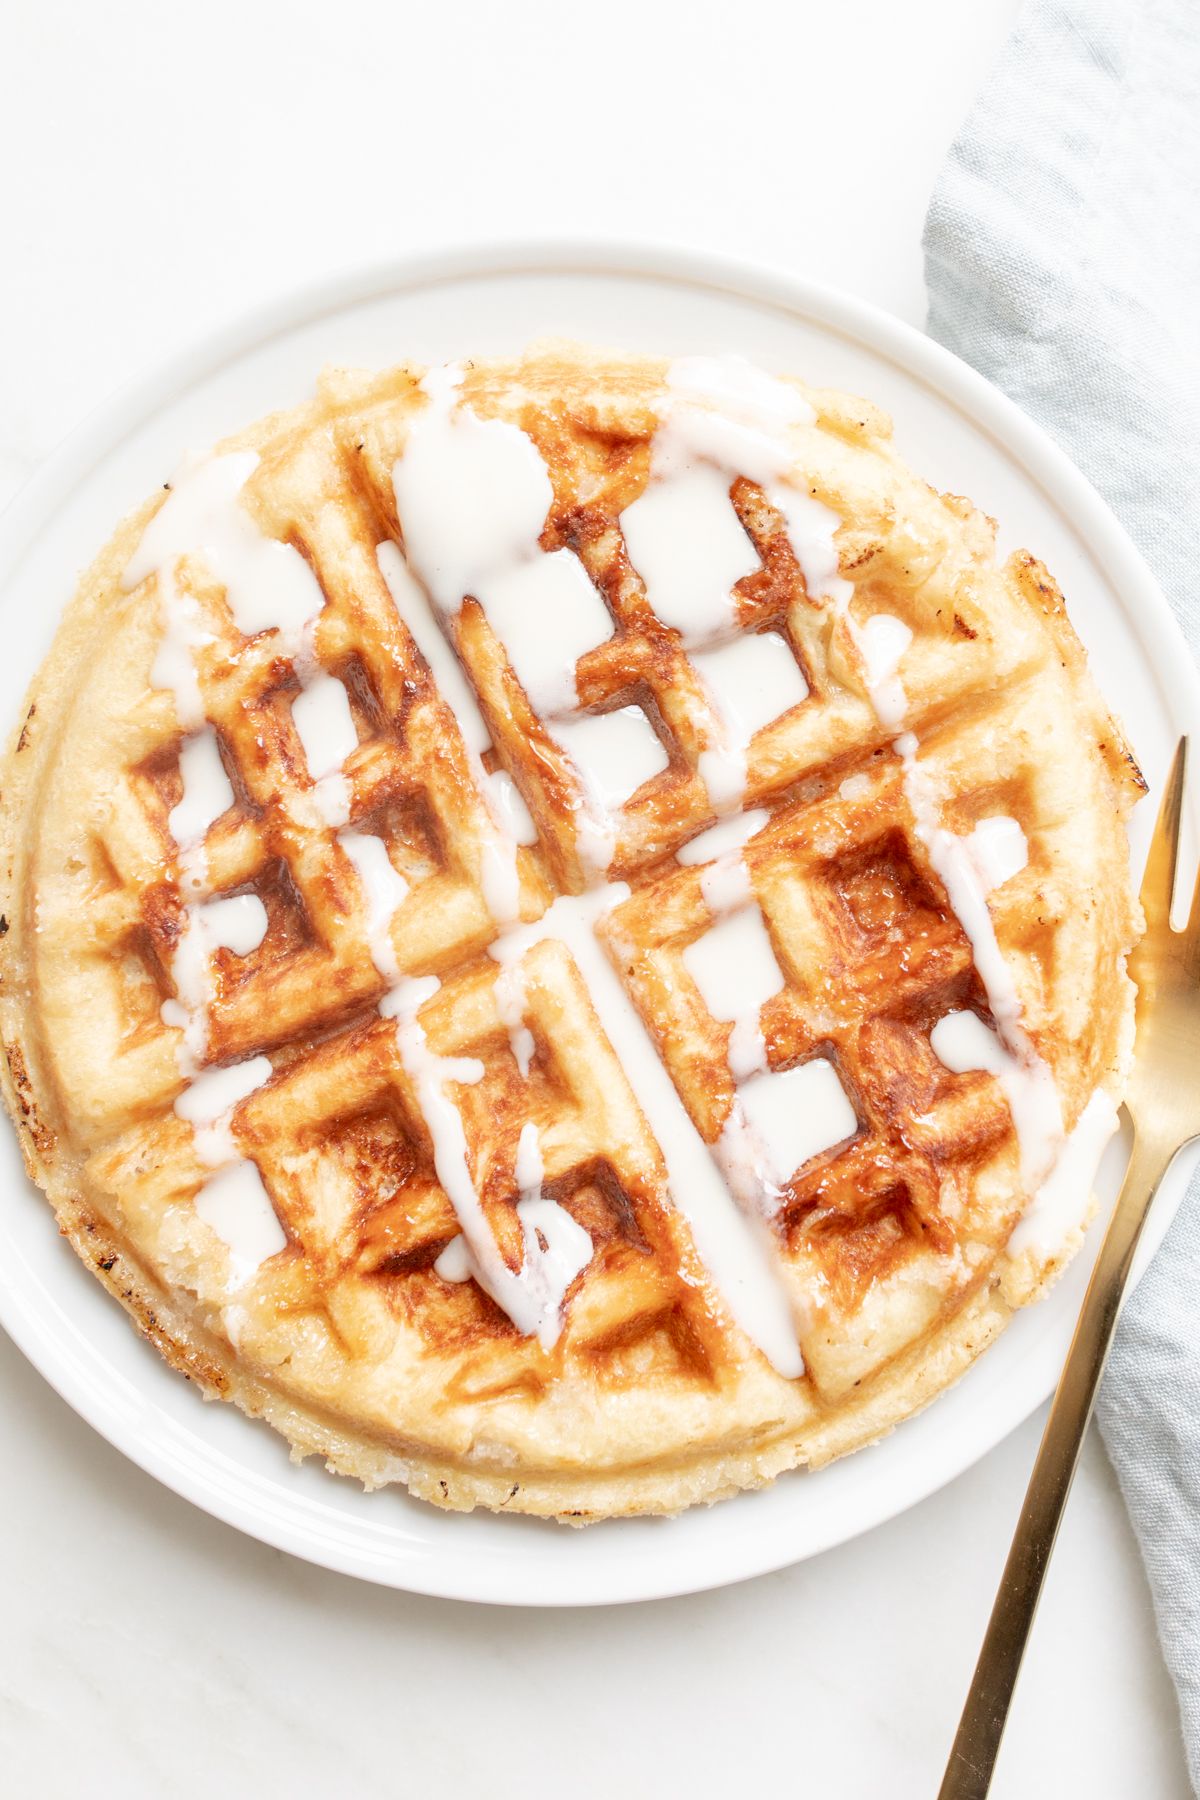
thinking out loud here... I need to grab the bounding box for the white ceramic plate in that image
[0,242,1196,1607]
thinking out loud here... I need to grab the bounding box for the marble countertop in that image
[0,0,1189,1792]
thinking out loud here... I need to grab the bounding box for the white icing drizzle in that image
[908,746,1064,1188]
[683,906,783,1081]
[621,460,760,641]
[200,894,269,956]
[933,1014,1118,1256]
[194,1158,287,1288]
[123,451,325,710]
[693,631,810,806]
[699,853,754,914]
[175,1055,272,1165]
[292,673,357,828]
[618,356,843,813]
[380,975,587,1349]
[513,1121,593,1335]
[620,355,849,648]
[719,1058,858,1213]
[605,356,1066,1225]
[432,1122,593,1346]
[168,893,269,1068]
[1008,1091,1120,1254]
[930,1008,1010,1077]
[376,539,489,756]
[677,808,769,867]
[393,364,552,614]
[549,706,669,870]
[391,368,614,876]
[337,821,567,1335]
[376,538,523,922]
[491,887,803,1376]
[493,955,535,1077]
[170,728,234,890]
[127,354,1066,1370]
[856,614,913,729]
[515,1119,544,1193]
[822,580,1065,1195]
[485,768,537,847]
[930,1009,1064,1190]
[124,464,310,1276]
[433,1233,472,1283]
[966,816,1028,894]
[337,830,407,981]
[465,550,613,715]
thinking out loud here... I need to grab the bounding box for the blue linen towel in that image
[924,0,1200,1783]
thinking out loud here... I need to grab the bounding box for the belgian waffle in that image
[0,343,1144,1519]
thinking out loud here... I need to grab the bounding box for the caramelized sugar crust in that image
[0,345,1143,1519]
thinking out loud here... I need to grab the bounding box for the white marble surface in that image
[0,1,1190,1793]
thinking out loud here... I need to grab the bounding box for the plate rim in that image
[1,235,1196,1607]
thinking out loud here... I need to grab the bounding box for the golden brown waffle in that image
[0,343,1144,1519]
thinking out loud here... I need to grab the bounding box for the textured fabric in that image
[924,0,1200,1786]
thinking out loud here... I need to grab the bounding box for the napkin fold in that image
[923,0,1200,1784]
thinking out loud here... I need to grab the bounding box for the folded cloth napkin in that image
[924,0,1200,1784]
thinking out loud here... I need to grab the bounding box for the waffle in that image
[0,343,1144,1520]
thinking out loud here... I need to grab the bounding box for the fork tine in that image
[1140,737,1187,931]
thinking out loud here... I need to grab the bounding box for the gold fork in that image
[939,737,1199,1799]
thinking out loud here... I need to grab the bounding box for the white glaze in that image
[721,1058,858,1208]
[393,365,551,611]
[292,673,356,776]
[903,733,1064,1187]
[199,894,269,957]
[485,768,537,847]
[433,1234,472,1283]
[1009,1091,1120,1254]
[677,808,769,867]
[167,893,268,1069]
[551,707,669,871]
[146,585,210,730]
[492,955,535,1077]
[493,886,803,1375]
[474,550,613,714]
[514,1120,544,1194]
[292,672,357,829]
[338,830,408,980]
[551,706,668,809]
[966,815,1029,894]
[682,906,783,1080]
[620,355,850,653]
[930,1005,1063,1189]
[699,853,754,914]
[392,367,607,716]
[376,538,522,924]
[170,728,234,889]
[694,630,809,741]
[124,450,325,674]
[930,1008,1006,1076]
[380,974,590,1349]
[857,613,913,729]
[377,539,490,756]
[515,1192,592,1327]
[194,1159,287,1288]
[620,462,759,640]
[175,1055,272,1165]
[693,630,809,805]
[434,1123,593,1337]
[667,355,816,427]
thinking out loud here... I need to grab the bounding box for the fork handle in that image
[938,1130,1174,1800]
